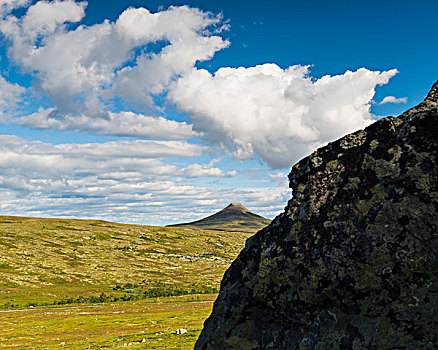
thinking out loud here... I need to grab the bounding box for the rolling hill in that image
[0,206,270,347]
[0,215,252,309]
[168,203,271,233]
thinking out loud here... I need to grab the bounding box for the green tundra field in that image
[0,215,256,348]
[0,295,215,349]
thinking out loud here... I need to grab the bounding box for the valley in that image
[0,207,267,348]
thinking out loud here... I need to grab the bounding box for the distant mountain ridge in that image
[168,203,271,233]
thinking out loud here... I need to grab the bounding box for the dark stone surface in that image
[195,81,438,349]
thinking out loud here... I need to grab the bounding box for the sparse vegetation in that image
[0,215,250,348]
[0,215,251,310]
[10,283,219,309]
[0,294,215,349]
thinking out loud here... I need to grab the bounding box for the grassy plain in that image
[0,215,259,348]
[0,294,215,349]
[0,215,253,309]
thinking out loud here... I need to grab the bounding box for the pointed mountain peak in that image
[223,203,248,213]
[229,202,244,207]
[168,202,270,233]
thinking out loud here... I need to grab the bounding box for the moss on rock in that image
[195,81,438,349]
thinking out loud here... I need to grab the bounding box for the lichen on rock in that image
[195,81,438,349]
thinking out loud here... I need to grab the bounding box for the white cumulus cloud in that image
[0,136,206,184]
[0,135,284,224]
[170,65,398,168]
[379,96,407,105]
[0,74,26,119]
[0,2,228,119]
[0,1,401,173]
[181,160,237,178]
[18,109,198,140]
[0,0,30,16]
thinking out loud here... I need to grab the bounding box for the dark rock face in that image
[195,81,438,349]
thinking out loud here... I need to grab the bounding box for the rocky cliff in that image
[195,81,438,349]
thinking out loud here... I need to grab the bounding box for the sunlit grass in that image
[0,215,253,348]
[0,294,215,349]
[0,215,251,309]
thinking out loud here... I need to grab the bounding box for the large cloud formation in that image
[0,1,228,117]
[18,109,197,140]
[170,65,398,168]
[0,1,397,169]
[0,135,279,223]
[0,1,401,223]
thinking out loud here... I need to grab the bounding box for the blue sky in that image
[0,0,436,224]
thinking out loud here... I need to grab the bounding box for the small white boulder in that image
[176,328,187,335]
